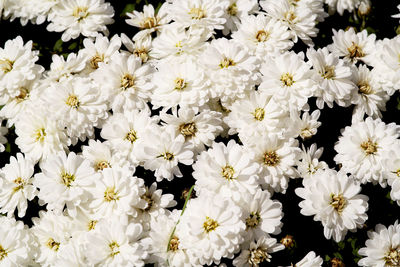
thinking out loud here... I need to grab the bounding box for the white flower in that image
[334,117,400,186]
[382,146,400,206]
[259,50,316,110]
[222,0,259,35]
[180,192,245,265]
[295,168,369,242]
[192,140,260,203]
[34,151,97,217]
[358,221,400,266]
[295,251,323,267]
[290,110,322,140]
[297,144,328,182]
[0,153,37,217]
[141,125,194,182]
[325,0,362,15]
[121,33,152,63]
[232,236,284,267]
[53,237,87,267]
[24,0,59,25]
[43,53,86,83]
[47,0,114,42]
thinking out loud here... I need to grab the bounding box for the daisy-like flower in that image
[201,37,259,104]
[259,50,316,110]
[53,238,87,267]
[334,117,400,186]
[328,28,376,65]
[295,168,369,242]
[325,0,362,15]
[192,140,260,203]
[92,52,153,113]
[307,47,356,108]
[24,0,59,25]
[140,125,194,182]
[121,33,152,63]
[244,135,301,193]
[160,108,224,154]
[0,36,44,100]
[294,251,323,267]
[231,14,293,57]
[239,189,283,243]
[85,218,147,266]
[47,0,114,42]
[350,64,389,123]
[43,53,86,83]
[0,153,37,218]
[222,0,259,35]
[290,110,322,140]
[45,77,108,145]
[382,147,400,206]
[0,216,34,266]
[34,151,98,217]
[358,221,400,266]
[14,108,70,163]
[297,144,328,182]
[232,236,284,267]
[151,58,209,110]
[180,192,245,265]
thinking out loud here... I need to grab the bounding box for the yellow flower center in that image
[285,11,296,22]
[256,30,269,42]
[245,212,261,229]
[96,160,111,171]
[73,6,89,21]
[263,151,280,166]
[35,128,46,143]
[12,177,25,193]
[162,152,174,161]
[227,3,238,16]
[280,73,295,87]
[168,236,180,252]
[179,122,197,137]
[134,48,149,63]
[121,74,135,90]
[347,42,365,59]
[0,245,7,261]
[66,94,80,109]
[189,7,205,19]
[203,216,219,233]
[104,187,119,202]
[87,220,97,231]
[60,171,75,187]
[15,87,29,103]
[219,58,236,69]
[109,241,120,257]
[125,130,138,143]
[385,247,400,266]
[0,59,13,73]
[330,193,347,213]
[174,78,187,91]
[140,17,157,29]
[253,108,265,121]
[141,192,154,211]
[89,53,104,69]
[358,81,373,95]
[321,66,335,79]
[46,238,60,251]
[249,248,269,265]
[360,139,378,155]
[222,165,235,180]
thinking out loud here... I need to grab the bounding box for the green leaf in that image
[333,252,343,260]
[53,39,63,52]
[324,255,331,262]
[120,4,136,17]
[68,42,78,51]
[5,143,11,153]
[337,241,345,250]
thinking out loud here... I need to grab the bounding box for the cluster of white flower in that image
[0,0,399,266]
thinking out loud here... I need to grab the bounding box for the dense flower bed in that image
[0,0,399,266]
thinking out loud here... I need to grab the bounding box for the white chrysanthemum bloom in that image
[239,189,283,243]
[3,0,36,26]
[34,151,97,217]
[307,47,356,108]
[160,108,223,155]
[0,216,34,266]
[201,38,259,104]
[295,169,369,242]
[140,125,194,182]
[328,28,376,65]
[233,236,284,266]
[100,109,158,167]
[292,0,328,22]
[147,212,195,266]
[14,108,70,163]
[325,0,361,15]
[222,0,259,35]
[295,251,323,267]
[290,110,322,140]
[350,65,389,123]
[53,237,87,267]
[80,34,122,73]
[47,0,114,42]
[87,167,145,224]
[24,0,59,25]
[244,135,300,193]
[231,14,293,57]
[92,53,153,113]
[151,58,209,110]
[0,36,44,101]
[150,23,207,61]
[334,117,400,186]
[81,139,130,172]
[45,77,108,145]
[31,210,74,266]
[85,218,146,266]
[297,144,328,182]
[43,53,86,83]
[0,153,36,218]
[180,192,245,265]
[224,89,289,140]
[192,140,260,203]
[358,221,400,266]
[121,33,152,63]
[382,147,400,206]
[259,51,316,110]
[260,0,318,45]
[169,0,228,33]
[0,121,7,153]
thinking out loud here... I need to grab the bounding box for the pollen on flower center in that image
[134,48,149,62]
[330,193,347,213]
[141,193,154,211]
[0,245,7,260]
[121,73,135,90]
[15,87,29,103]
[174,77,187,91]
[246,212,261,229]
[189,7,205,20]
[284,11,296,22]
[125,129,138,143]
[219,57,236,69]
[60,170,75,187]
[203,216,219,233]
[253,107,265,121]
[13,177,25,192]
[108,241,120,257]
[256,30,269,42]
[168,235,180,252]
[227,3,238,16]
[263,151,280,166]
[96,160,111,171]
[249,247,270,265]
[66,94,80,109]
[0,59,14,73]
[104,187,119,202]
[321,66,335,79]
[385,246,400,266]
[358,81,373,95]
[396,169,400,177]
[35,128,46,143]
[87,220,97,231]
[46,238,60,251]
[221,165,235,180]
[73,6,89,21]
[360,138,378,155]
[141,17,157,29]
[162,152,175,161]
[89,53,104,69]
[280,72,295,87]
[179,122,197,137]
[347,42,365,59]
